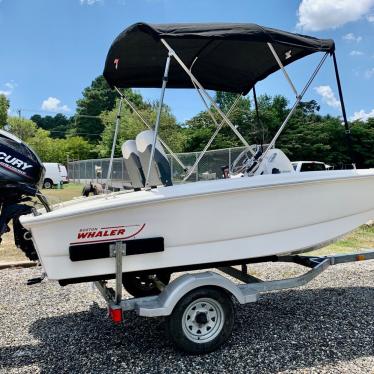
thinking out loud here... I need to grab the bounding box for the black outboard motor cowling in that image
[0,129,45,187]
[0,130,46,261]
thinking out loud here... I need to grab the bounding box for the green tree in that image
[184,110,242,151]
[276,101,355,167]
[98,101,186,157]
[31,113,72,138]
[254,94,288,143]
[72,76,144,142]
[350,118,374,168]
[6,116,92,163]
[183,91,252,152]
[0,94,10,128]
[215,91,239,112]
[26,128,58,161]
[73,76,116,142]
[7,116,38,140]
[27,130,92,163]
[63,136,93,161]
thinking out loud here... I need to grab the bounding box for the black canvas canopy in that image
[103,22,335,94]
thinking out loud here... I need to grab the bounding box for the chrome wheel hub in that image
[182,298,224,343]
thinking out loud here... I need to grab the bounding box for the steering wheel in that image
[231,146,263,175]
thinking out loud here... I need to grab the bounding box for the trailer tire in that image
[122,272,171,297]
[166,287,234,354]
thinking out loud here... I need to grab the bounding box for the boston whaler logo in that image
[72,224,146,245]
[0,151,33,175]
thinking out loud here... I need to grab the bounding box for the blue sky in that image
[0,0,373,123]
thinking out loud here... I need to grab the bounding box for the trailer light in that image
[356,255,366,261]
[109,307,123,323]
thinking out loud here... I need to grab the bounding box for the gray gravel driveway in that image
[0,262,373,374]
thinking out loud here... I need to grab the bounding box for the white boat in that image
[20,168,374,281]
[2,22,373,288]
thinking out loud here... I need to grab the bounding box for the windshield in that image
[300,163,326,172]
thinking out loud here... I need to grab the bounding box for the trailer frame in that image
[94,242,374,353]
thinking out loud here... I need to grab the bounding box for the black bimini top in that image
[103,23,334,95]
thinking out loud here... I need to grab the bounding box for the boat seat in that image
[121,140,145,190]
[135,130,172,187]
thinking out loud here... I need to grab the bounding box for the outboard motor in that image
[0,129,46,260]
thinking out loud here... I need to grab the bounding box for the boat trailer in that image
[94,241,374,354]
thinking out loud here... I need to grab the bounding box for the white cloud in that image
[367,14,374,22]
[314,85,341,109]
[343,33,363,43]
[0,81,17,97]
[80,0,102,4]
[5,82,16,90]
[364,68,374,78]
[350,109,374,121]
[297,0,374,31]
[349,50,364,56]
[41,97,70,112]
[0,90,11,96]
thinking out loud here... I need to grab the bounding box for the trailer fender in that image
[128,271,256,317]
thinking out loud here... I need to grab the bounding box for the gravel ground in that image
[0,261,373,374]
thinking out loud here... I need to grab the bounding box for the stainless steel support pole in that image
[252,52,329,174]
[192,82,220,127]
[146,53,171,187]
[267,43,299,98]
[195,153,199,181]
[183,94,243,181]
[271,52,328,147]
[114,87,187,172]
[106,97,124,191]
[161,39,252,151]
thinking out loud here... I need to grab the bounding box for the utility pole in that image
[17,109,21,118]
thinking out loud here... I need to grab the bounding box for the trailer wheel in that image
[166,287,234,354]
[122,272,171,297]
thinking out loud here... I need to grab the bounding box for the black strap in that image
[332,52,355,166]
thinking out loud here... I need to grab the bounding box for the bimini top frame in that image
[104,22,334,94]
[103,23,352,185]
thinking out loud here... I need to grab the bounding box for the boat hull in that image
[20,170,374,281]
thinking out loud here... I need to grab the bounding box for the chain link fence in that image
[68,146,246,186]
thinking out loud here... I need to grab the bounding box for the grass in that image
[0,183,83,263]
[1,182,374,262]
[42,183,84,205]
[306,224,374,256]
